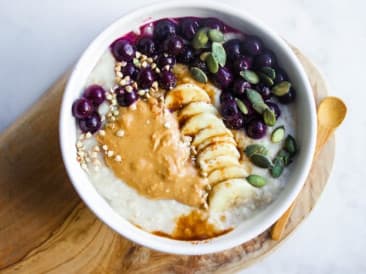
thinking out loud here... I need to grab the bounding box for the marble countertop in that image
[0,0,364,273]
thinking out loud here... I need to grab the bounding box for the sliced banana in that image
[165,83,210,111]
[197,142,240,167]
[178,102,218,123]
[181,113,225,136]
[207,165,248,186]
[192,126,232,148]
[196,134,236,153]
[200,155,240,174]
[208,179,256,212]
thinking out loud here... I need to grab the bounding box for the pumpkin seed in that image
[271,126,285,143]
[272,81,291,96]
[206,53,219,73]
[192,27,209,49]
[208,29,224,42]
[276,149,291,166]
[246,175,267,188]
[258,72,274,87]
[284,135,297,156]
[199,52,210,61]
[246,88,268,114]
[244,144,268,158]
[261,66,276,80]
[250,153,272,168]
[271,158,284,178]
[263,108,276,126]
[240,70,260,84]
[235,98,249,115]
[212,42,226,67]
[190,67,208,83]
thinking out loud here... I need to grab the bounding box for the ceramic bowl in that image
[59,0,317,255]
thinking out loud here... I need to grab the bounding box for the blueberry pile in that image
[72,85,106,133]
[72,17,296,138]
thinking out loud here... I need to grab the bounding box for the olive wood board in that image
[0,46,335,273]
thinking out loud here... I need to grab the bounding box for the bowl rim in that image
[59,0,317,255]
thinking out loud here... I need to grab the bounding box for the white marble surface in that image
[0,0,364,273]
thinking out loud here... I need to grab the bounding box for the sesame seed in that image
[115,155,122,162]
[107,150,114,157]
[151,63,157,69]
[132,82,138,89]
[155,68,161,74]
[102,144,108,151]
[135,52,141,58]
[140,54,147,61]
[147,57,153,63]
[163,65,170,71]
[141,61,148,68]
[116,130,125,137]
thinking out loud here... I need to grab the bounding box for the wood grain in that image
[0,47,335,273]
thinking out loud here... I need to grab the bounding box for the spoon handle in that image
[270,124,335,240]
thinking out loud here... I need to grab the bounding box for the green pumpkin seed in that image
[271,126,285,143]
[272,81,291,96]
[276,149,291,166]
[212,42,226,67]
[246,88,268,114]
[246,175,267,188]
[244,144,268,158]
[284,135,297,156]
[206,53,219,73]
[240,70,260,84]
[258,72,274,87]
[263,108,276,126]
[271,158,284,178]
[208,29,224,42]
[199,52,210,61]
[192,27,209,49]
[261,66,276,80]
[235,98,248,115]
[190,67,208,83]
[250,153,272,168]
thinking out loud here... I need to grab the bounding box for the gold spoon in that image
[271,96,347,241]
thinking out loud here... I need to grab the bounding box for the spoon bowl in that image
[318,96,347,128]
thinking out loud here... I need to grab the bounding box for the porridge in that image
[71,17,298,240]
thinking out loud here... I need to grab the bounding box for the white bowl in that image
[59,0,316,255]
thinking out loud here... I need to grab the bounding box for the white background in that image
[0,0,365,273]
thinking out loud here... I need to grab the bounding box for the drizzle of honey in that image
[153,210,232,241]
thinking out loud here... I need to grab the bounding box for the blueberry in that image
[220,97,239,120]
[265,101,281,118]
[224,39,242,61]
[78,112,101,133]
[177,46,195,64]
[115,86,138,107]
[278,88,296,104]
[137,68,155,89]
[254,51,276,68]
[202,18,225,32]
[241,35,262,56]
[137,37,155,55]
[72,98,94,119]
[191,58,208,73]
[255,83,271,100]
[179,18,200,40]
[163,35,184,56]
[111,39,136,62]
[153,19,177,41]
[213,67,233,89]
[159,70,177,90]
[157,55,176,69]
[246,119,267,139]
[232,56,252,72]
[121,62,139,80]
[83,85,106,106]
[232,79,251,97]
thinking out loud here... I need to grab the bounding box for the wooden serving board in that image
[0,46,334,273]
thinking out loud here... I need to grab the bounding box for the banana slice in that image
[209,179,256,212]
[200,155,240,174]
[192,126,232,148]
[178,102,218,123]
[196,135,236,152]
[165,83,210,111]
[181,113,225,136]
[207,165,248,185]
[197,142,240,167]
